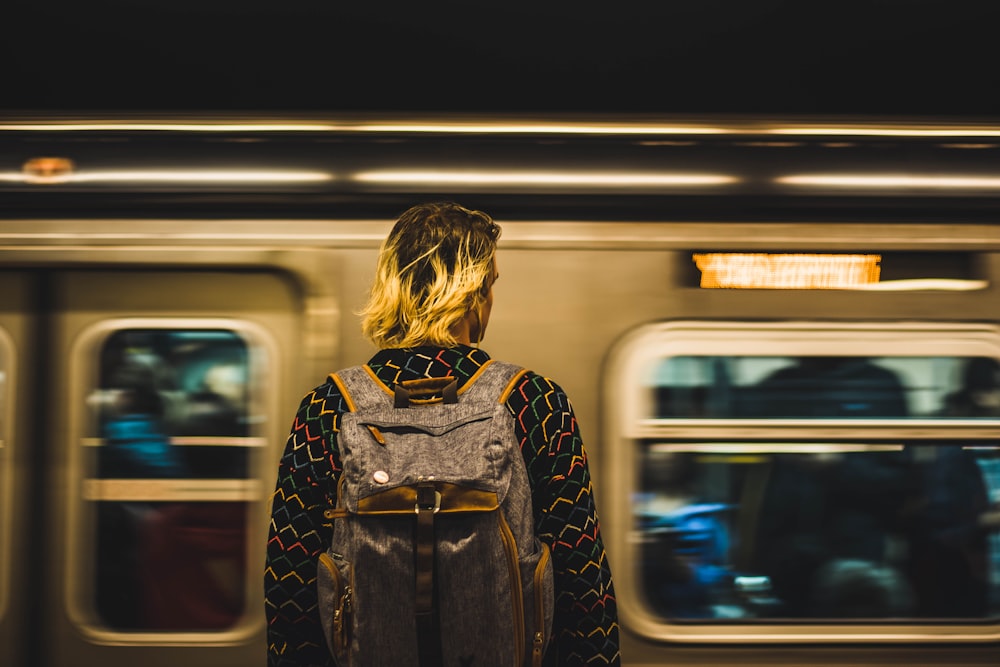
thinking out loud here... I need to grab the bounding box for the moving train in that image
[0,114,999,667]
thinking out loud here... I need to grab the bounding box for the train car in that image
[0,114,999,667]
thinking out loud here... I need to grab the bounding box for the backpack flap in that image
[337,405,513,515]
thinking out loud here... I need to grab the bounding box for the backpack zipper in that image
[497,513,525,667]
[336,585,354,655]
[318,551,354,664]
[532,543,552,667]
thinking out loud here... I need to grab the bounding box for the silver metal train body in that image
[0,115,998,667]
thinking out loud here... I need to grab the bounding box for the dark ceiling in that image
[4,0,999,117]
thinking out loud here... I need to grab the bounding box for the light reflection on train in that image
[0,116,999,667]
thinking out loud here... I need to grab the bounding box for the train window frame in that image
[64,318,279,645]
[604,320,1000,644]
[0,326,13,621]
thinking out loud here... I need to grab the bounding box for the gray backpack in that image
[317,360,554,667]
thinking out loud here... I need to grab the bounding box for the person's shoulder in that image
[296,372,351,411]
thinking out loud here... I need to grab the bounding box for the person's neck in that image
[450,315,474,345]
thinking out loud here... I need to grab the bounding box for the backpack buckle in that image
[415,484,442,514]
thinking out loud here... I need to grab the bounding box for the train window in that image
[73,324,271,638]
[650,356,996,419]
[608,322,1000,642]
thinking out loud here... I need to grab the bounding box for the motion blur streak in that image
[777,175,1000,189]
[0,170,334,184]
[352,171,738,187]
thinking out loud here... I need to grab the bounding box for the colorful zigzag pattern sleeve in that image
[506,371,622,667]
[264,380,346,667]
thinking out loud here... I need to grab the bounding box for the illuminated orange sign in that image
[693,253,882,289]
[21,156,75,184]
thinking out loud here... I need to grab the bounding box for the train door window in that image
[606,322,1000,643]
[73,323,271,637]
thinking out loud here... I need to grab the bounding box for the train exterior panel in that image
[0,115,998,667]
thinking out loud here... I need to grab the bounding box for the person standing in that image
[265,202,620,666]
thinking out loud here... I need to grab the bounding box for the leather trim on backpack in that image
[329,372,357,412]
[499,368,531,404]
[360,359,497,402]
[357,482,500,515]
[497,511,526,663]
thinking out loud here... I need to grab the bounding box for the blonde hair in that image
[361,202,501,348]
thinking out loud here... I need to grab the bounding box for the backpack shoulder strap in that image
[331,359,529,411]
[329,365,394,412]
[459,360,529,405]
[498,364,531,404]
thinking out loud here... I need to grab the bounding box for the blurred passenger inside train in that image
[901,444,992,617]
[745,356,910,615]
[635,450,736,618]
[93,335,250,631]
[174,361,250,479]
[98,357,185,479]
[94,354,182,628]
[751,446,917,618]
[93,337,249,477]
[749,356,909,418]
[933,357,1000,614]
[265,202,620,666]
[810,558,915,617]
[944,357,1000,417]
[747,356,994,618]
[174,361,249,437]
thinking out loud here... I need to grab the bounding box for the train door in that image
[0,269,301,667]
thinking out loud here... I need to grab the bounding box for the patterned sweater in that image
[265,345,620,666]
